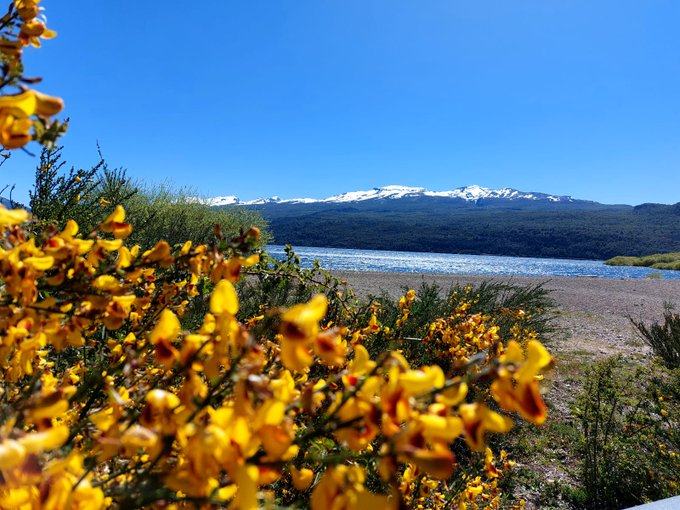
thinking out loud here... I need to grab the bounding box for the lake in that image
[266,245,680,279]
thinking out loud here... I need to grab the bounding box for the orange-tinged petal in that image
[0,487,34,507]
[210,279,239,315]
[142,241,172,263]
[503,340,524,364]
[312,330,348,367]
[116,246,132,268]
[280,339,313,372]
[354,490,395,509]
[404,446,456,480]
[62,219,79,237]
[154,338,179,367]
[259,424,293,459]
[491,378,548,425]
[27,397,68,420]
[280,294,327,341]
[101,205,125,225]
[96,238,123,251]
[290,466,314,491]
[100,206,132,239]
[459,403,513,452]
[254,400,285,428]
[146,388,181,409]
[348,344,376,375]
[93,275,120,291]
[121,425,159,451]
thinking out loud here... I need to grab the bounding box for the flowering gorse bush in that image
[0,202,553,509]
[0,2,554,507]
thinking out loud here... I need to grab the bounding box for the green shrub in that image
[576,356,680,509]
[28,146,137,234]
[123,182,270,249]
[605,252,680,270]
[631,304,680,369]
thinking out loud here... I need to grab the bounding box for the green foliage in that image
[28,146,136,234]
[236,245,357,336]
[606,252,680,270]
[631,304,680,369]
[123,183,270,249]
[26,146,271,251]
[575,356,680,509]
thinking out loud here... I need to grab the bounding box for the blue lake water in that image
[266,245,680,279]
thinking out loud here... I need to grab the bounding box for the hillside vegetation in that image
[231,199,680,260]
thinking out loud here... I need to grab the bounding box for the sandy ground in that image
[332,271,680,357]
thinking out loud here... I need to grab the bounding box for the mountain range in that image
[205,184,586,206]
[211,185,680,260]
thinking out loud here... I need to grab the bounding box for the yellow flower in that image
[19,18,57,47]
[99,205,132,239]
[399,365,445,396]
[0,205,29,226]
[312,329,348,367]
[15,0,41,21]
[120,424,160,455]
[290,466,314,491]
[459,403,513,451]
[0,90,63,149]
[18,424,69,453]
[280,294,327,341]
[492,340,552,424]
[0,438,26,468]
[149,309,181,367]
[233,464,259,510]
[403,445,457,480]
[279,337,314,372]
[210,279,239,315]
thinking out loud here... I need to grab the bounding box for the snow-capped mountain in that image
[204,185,576,206]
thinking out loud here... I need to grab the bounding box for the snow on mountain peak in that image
[204,195,239,206]
[201,185,575,206]
[323,185,428,203]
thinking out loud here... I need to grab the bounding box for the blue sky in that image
[3,0,679,205]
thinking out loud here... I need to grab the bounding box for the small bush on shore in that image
[575,356,680,509]
[606,252,680,270]
[631,303,680,369]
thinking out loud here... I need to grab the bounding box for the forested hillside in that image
[230,198,680,260]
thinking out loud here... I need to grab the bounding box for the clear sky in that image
[3,0,679,205]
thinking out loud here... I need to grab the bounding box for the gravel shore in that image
[332,271,680,357]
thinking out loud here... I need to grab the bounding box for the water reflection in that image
[265,245,680,279]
